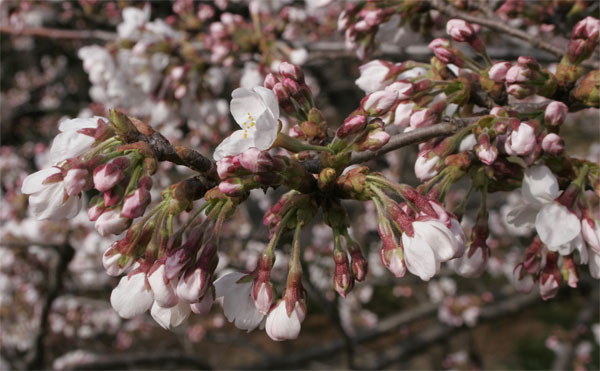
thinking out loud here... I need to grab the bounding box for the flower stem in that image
[274,132,334,154]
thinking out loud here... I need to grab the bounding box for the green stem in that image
[273,132,334,154]
[289,221,303,273]
[265,207,296,255]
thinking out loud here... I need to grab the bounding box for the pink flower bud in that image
[361,90,398,116]
[148,261,178,308]
[88,203,105,221]
[393,102,414,127]
[355,60,395,93]
[252,281,275,315]
[121,188,151,219]
[573,16,599,41]
[410,108,437,129]
[541,133,564,155]
[63,168,89,196]
[490,106,506,116]
[385,81,413,100]
[239,148,273,173]
[177,266,210,303]
[174,85,187,99]
[358,130,390,151]
[414,150,441,181]
[361,8,385,27]
[216,156,241,179]
[512,263,534,293]
[582,216,600,254]
[103,243,133,276]
[506,123,536,155]
[475,132,497,165]
[380,245,406,278]
[95,209,131,236]
[337,115,367,138]
[505,64,530,83]
[93,160,126,192]
[446,19,475,43]
[539,254,561,301]
[218,178,245,197]
[428,38,464,67]
[278,62,305,83]
[265,299,306,341]
[488,62,512,83]
[506,83,536,99]
[264,73,279,89]
[333,249,354,298]
[209,22,227,39]
[103,188,121,207]
[170,66,185,80]
[350,248,368,282]
[544,101,568,126]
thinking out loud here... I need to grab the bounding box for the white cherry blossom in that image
[50,116,106,164]
[213,87,280,161]
[21,167,82,220]
[214,271,264,331]
[265,300,306,341]
[110,270,154,318]
[150,301,191,330]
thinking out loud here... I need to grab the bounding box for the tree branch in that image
[0,25,116,41]
[430,0,598,69]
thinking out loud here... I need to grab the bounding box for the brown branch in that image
[430,0,598,69]
[0,25,116,41]
[349,117,477,166]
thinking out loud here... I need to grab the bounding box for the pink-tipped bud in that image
[361,90,398,116]
[544,101,568,126]
[414,150,441,181]
[488,62,512,83]
[264,73,279,89]
[333,249,354,298]
[272,82,294,113]
[216,155,242,179]
[95,208,131,236]
[103,188,122,207]
[177,266,211,303]
[357,129,390,152]
[506,83,536,99]
[63,168,90,196]
[428,38,464,67]
[539,253,561,301]
[446,19,475,43]
[385,81,413,100]
[561,257,579,288]
[88,203,105,221]
[102,243,133,276]
[337,115,367,138]
[252,280,275,315]
[410,108,437,129]
[506,64,530,83]
[93,159,128,192]
[278,62,305,83]
[148,261,178,308]
[282,77,300,96]
[573,16,600,42]
[121,187,151,219]
[512,263,534,294]
[218,178,245,197]
[541,133,564,155]
[239,148,274,173]
[475,131,498,165]
[393,102,414,127]
[350,247,368,281]
[506,122,536,155]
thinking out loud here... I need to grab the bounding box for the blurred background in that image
[1,1,599,369]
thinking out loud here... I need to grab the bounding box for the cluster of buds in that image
[364,174,468,281]
[566,16,600,65]
[504,56,557,99]
[445,19,485,54]
[337,2,395,59]
[106,187,234,329]
[217,147,316,196]
[206,11,249,65]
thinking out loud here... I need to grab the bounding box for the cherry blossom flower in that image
[213,87,280,161]
[265,299,306,341]
[21,167,82,220]
[50,117,106,164]
[355,60,395,93]
[150,301,191,330]
[110,269,154,318]
[401,220,459,281]
[507,165,583,256]
[214,271,264,331]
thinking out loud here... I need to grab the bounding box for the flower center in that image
[242,112,257,139]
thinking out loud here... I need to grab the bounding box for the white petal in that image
[110,273,154,319]
[58,116,102,132]
[413,221,457,262]
[151,301,191,329]
[213,130,254,161]
[253,86,279,119]
[21,168,61,195]
[214,271,245,298]
[265,301,303,341]
[521,165,559,205]
[535,203,581,247]
[506,204,539,228]
[28,182,77,220]
[230,88,267,128]
[253,113,278,150]
[402,234,437,281]
[50,131,95,164]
